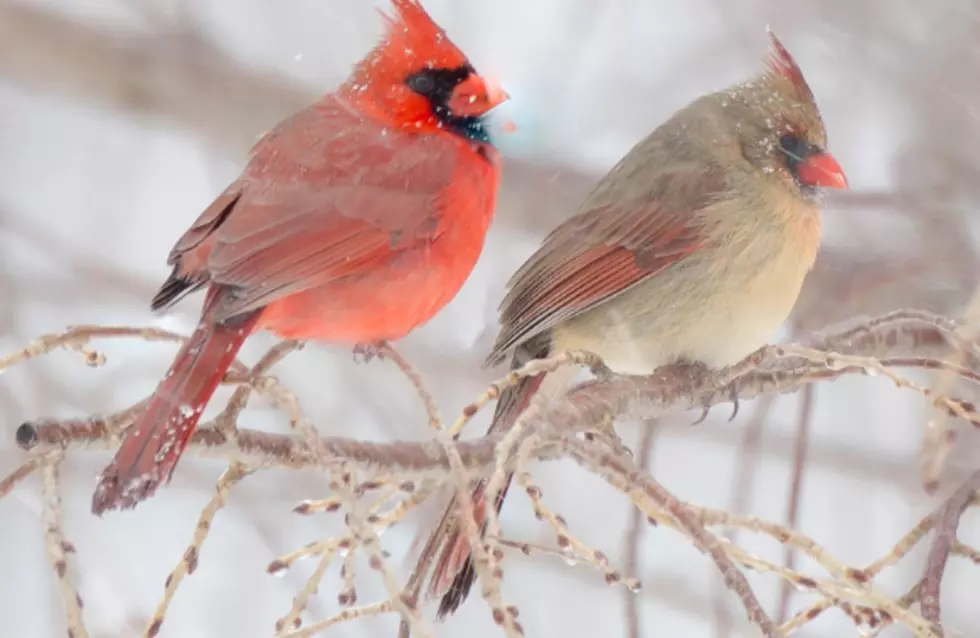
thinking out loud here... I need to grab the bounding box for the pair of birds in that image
[89,0,847,619]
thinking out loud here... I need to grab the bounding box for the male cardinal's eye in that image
[407,73,436,95]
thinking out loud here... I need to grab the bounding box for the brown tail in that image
[427,350,547,618]
[91,294,260,515]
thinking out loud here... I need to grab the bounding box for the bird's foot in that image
[589,359,616,382]
[679,362,713,425]
[688,364,742,425]
[352,340,390,364]
[583,412,634,458]
[570,350,615,381]
[658,361,725,425]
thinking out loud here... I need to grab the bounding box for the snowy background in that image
[3,0,980,636]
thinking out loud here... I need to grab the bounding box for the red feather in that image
[92,290,260,513]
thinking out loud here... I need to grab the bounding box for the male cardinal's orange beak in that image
[448,75,510,117]
[797,152,848,189]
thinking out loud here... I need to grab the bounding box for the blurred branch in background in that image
[4,2,978,333]
[623,424,657,638]
[0,3,593,236]
[4,310,980,636]
[3,1,978,355]
[0,3,309,158]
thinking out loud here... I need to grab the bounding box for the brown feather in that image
[764,29,816,106]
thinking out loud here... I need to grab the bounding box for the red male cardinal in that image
[91,0,508,514]
[422,31,847,616]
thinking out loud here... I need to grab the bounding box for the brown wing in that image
[487,163,727,366]
[155,96,481,320]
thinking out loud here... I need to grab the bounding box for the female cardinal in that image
[423,31,847,616]
[91,0,508,514]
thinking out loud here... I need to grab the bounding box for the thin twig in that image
[448,350,601,438]
[440,426,521,636]
[518,467,637,590]
[712,393,777,638]
[0,457,43,498]
[279,600,395,638]
[919,293,980,492]
[600,456,938,636]
[567,439,779,637]
[0,324,248,380]
[776,384,814,622]
[376,342,443,430]
[624,425,656,638]
[919,468,980,632]
[145,462,251,638]
[275,542,340,634]
[777,503,947,633]
[951,540,980,564]
[273,483,434,633]
[272,360,433,636]
[40,456,88,638]
[215,339,303,434]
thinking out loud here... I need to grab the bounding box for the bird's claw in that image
[679,361,744,425]
[724,376,742,421]
[568,350,614,381]
[352,341,389,364]
[589,359,616,382]
[692,379,741,425]
[692,405,710,425]
[728,390,741,422]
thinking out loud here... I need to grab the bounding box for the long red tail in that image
[427,354,546,618]
[91,299,260,515]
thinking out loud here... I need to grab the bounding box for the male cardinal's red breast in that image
[91,0,509,514]
[423,31,848,617]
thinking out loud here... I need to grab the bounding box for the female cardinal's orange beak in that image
[448,75,510,117]
[797,152,848,189]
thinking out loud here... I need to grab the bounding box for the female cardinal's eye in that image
[779,134,807,164]
[407,73,436,95]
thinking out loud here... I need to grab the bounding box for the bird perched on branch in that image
[421,30,847,617]
[91,0,508,514]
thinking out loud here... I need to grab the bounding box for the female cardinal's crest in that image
[763,28,816,105]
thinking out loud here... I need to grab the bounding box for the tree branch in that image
[919,469,980,633]
[6,309,980,636]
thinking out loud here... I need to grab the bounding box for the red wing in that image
[167,185,242,265]
[167,97,471,320]
[488,164,726,365]
[205,182,451,319]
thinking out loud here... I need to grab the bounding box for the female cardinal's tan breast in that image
[551,183,821,375]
